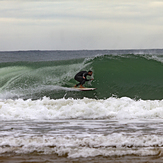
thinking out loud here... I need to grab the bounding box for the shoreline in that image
[0,154,163,163]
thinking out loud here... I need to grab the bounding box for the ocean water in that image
[0,49,163,162]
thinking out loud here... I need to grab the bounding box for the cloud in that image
[149,1,163,7]
[0,0,163,50]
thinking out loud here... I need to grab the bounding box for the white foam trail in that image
[0,134,162,157]
[0,97,163,120]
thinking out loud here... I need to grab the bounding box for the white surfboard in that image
[72,87,97,91]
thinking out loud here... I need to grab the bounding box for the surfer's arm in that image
[82,72,88,79]
[82,71,93,81]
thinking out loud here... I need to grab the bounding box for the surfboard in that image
[72,87,97,91]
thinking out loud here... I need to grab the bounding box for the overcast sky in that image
[0,0,163,51]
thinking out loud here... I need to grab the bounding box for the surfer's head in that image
[88,70,93,76]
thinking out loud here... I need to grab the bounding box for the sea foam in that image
[0,97,163,120]
[0,133,163,157]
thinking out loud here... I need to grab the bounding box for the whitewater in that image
[0,50,163,162]
[1,97,163,120]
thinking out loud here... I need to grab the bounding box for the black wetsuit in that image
[74,71,91,86]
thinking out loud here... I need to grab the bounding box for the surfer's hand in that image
[91,78,94,80]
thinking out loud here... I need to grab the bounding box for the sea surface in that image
[0,49,163,162]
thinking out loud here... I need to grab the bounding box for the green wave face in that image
[91,54,163,100]
[0,54,163,100]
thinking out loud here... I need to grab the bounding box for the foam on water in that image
[0,132,163,157]
[0,96,163,158]
[0,97,163,120]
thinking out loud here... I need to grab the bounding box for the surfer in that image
[74,70,93,88]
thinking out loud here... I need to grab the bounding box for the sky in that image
[0,0,163,51]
